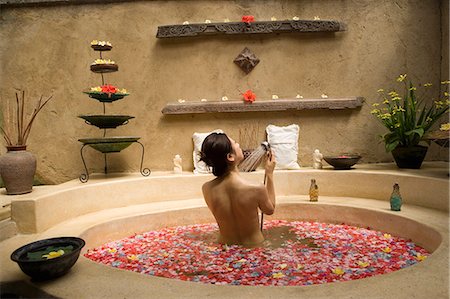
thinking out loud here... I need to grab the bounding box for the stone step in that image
[0,203,11,222]
[0,219,18,241]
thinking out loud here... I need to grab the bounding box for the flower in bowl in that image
[84,85,129,102]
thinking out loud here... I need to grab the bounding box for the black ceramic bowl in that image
[323,155,362,170]
[11,237,85,281]
[78,115,135,129]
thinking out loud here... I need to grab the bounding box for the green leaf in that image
[386,140,400,152]
[405,128,424,137]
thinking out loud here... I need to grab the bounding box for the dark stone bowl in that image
[11,237,85,281]
[78,136,140,153]
[78,115,135,129]
[323,155,361,170]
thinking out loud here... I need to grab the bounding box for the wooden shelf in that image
[161,97,364,114]
[156,19,346,38]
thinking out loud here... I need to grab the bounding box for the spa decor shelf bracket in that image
[77,41,151,183]
[161,97,364,114]
[156,19,345,38]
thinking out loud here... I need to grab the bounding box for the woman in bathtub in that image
[200,132,276,247]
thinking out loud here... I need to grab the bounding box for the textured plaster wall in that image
[0,0,448,184]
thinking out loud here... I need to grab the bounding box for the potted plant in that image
[371,75,449,168]
[0,91,53,194]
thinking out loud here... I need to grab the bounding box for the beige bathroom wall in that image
[0,0,447,184]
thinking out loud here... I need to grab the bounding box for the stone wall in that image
[0,0,448,184]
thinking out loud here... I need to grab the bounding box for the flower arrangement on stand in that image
[371,75,449,168]
[83,84,128,102]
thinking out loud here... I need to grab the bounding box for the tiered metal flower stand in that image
[78,42,150,182]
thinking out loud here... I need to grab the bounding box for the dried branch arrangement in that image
[1,91,53,147]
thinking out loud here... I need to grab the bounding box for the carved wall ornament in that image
[156,20,345,38]
[234,47,260,74]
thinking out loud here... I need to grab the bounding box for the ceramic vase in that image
[391,145,428,169]
[0,146,36,195]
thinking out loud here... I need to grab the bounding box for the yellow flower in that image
[441,80,450,84]
[370,109,380,114]
[397,107,405,112]
[416,254,427,261]
[43,249,65,259]
[332,268,345,275]
[388,91,399,97]
[444,92,449,97]
[391,96,401,101]
[424,83,432,87]
[377,89,384,93]
[272,272,286,278]
[107,248,117,253]
[279,263,288,269]
[394,123,401,128]
[382,247,392,253]
[409,87,417,91]
[357,261,370,268]
[397,74,407,82]
[372,103,380,107]
[296,264,304,270]
[383,233,392,239]
[380,113,391,119]
[383,99,390,104]
[440,123,450,131]
[425,116,433,123]
[127,254,138,261]
[91,86,102,92]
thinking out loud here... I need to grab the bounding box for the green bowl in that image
[78,137,140,153]
[78,115,135,129]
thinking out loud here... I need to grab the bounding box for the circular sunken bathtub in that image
[76,201,445,297]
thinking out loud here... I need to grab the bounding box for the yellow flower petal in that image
[272,272,286,278]
[382,247,392,253]
[439,123,450,131]
[416,254,427,261]
[357,261,370,268]
[332,267,345,275]
[42,250,65,259]
[397,74,407,82]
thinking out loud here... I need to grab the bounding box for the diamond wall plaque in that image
[233,47,260,74]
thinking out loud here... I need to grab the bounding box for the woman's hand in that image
[265,150,276,174]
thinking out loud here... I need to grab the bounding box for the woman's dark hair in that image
[200,133,233,177]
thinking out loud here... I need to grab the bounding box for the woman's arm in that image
[258,150,276,214]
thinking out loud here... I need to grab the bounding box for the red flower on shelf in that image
[101,84,118,94]
[338,155,350,158]
[243,90,256,103]
[241,15,255,23]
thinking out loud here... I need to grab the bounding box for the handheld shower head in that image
[261,141,270,151]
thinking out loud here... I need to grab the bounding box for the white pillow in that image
[266,124,301,169]
[192,129,224,174]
